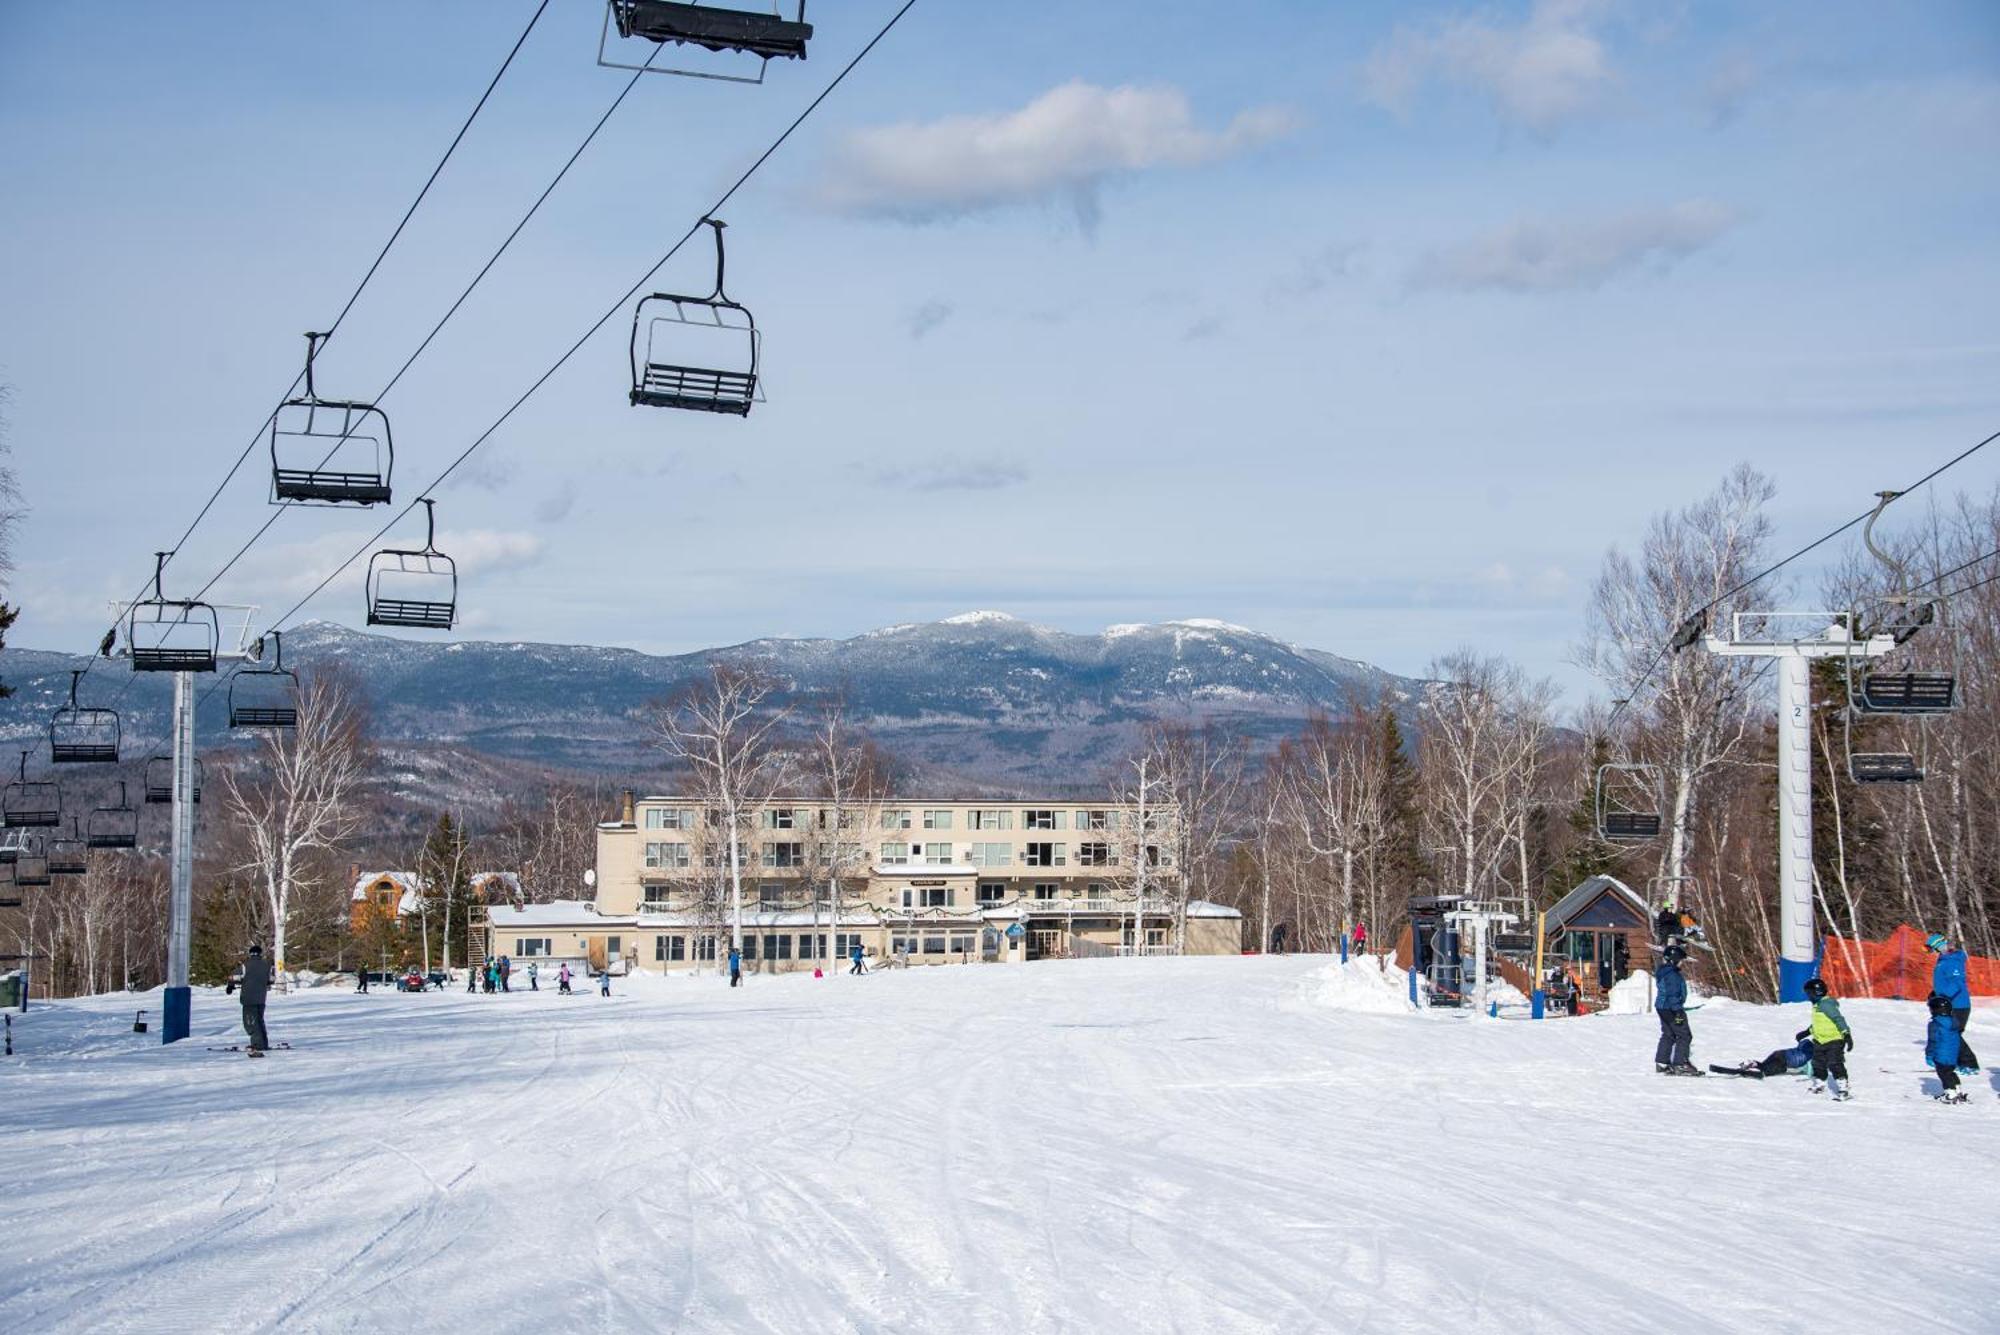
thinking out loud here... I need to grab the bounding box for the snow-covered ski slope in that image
[1,956,1995,1334]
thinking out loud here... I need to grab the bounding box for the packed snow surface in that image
[1,956,1996,1334]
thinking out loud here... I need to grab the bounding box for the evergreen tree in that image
[190,885,256,985]
[1556,734,1626,893]
[418,812,473,968]
[1373,704,1425,900]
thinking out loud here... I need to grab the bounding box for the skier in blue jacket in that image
[728,946,743,988]
[1654,944,1698,1075]
[1925,932,1980,1073]
[1926,993,1968,1104]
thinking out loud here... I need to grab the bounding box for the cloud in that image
[819,81,1298,232]
[869,456,1030,493]
[451,456,518,492]
[1363,0,1615,133]
[436,529,545,576]
[1701,52,1760,128]
[1182,315,1224,342]
[1269,242,1365,301]
[907,299,954,340]
[1411,200,1737,292]
[534,479,577,524]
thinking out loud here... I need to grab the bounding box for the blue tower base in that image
[1531,988,1546,1020]
[162,986,190,1045]
[1777,957,1817,1004]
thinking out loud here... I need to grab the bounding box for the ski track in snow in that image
[1,957,1996,1334]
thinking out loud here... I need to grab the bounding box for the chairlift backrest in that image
[2,753,62,829]
[48,819,87,877]
[87,783,140,850]
[13,837,50,888]
[144,755,201,805]
[629,218,760,415]
[49,670,121,763]
[127,553,221,672]
[270,332,394,506]
[229,632,301,729]
[1594,762,1663,844]
[366,498,458,630]
[601,0,813,82]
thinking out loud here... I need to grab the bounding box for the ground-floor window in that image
[949,932,974,955]
[655,935,686,962]
[518,938,552,957]
[835,932,864,957]
[742,935,757,959]
[695,935,718,961]
[922,934,947,956]
[798,933,826,959]
[763,933,793,960]
[606,937,621,958]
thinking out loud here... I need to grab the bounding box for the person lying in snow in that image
[1710,1036,1814,1079]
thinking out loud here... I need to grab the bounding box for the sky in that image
[3,0,1998,705]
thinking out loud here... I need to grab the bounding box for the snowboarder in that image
[728,946,743,988]
[557,963,572,995]
[1802,977,1852,1100]
[599,968,611,998]
[1926,992,1969,1104]
[238,943,272,1056]
[355,965,370,994]
[1711,1034,1816,1079]
[527,961,539,992]
[1924,932,1980,1073]
[498,956,511,993]
[1351,920,1368,956]
[849,941,865,976]
[1654,943,1698,1075]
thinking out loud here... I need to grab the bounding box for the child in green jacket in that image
[1802,977,1852,1101]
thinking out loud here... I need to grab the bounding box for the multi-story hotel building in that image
[477,793,1242,974]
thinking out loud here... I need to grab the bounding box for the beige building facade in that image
[479,795,1242,974]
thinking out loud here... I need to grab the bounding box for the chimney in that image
[621,789,636,826]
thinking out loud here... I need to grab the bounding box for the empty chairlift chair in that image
[126,553,221,673]
[144,755,201,806]
[47,818,87,878]
[49,670,120,763]
[629,218,760,415]
[599,0,812,81]
[3,753,62,829]
[13,836,50,889]
[270,332,393,505]
[229,633,300,730]
[1595,763,1664,843]
[87,783,140,850]
[367,498,457,630]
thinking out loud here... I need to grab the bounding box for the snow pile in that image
[1606,970,1653,1014]
[1299,952,1417,1014]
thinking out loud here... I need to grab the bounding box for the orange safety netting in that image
[1816,924,2000,999]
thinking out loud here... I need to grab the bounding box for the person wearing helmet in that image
[1924,932,1980,1074]
[1926,993,1969,1105]
[1654,943,1699,1075]
[1801,977,1853,1100]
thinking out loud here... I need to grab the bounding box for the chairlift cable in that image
[1606,423,2000,731]
[211,0,923,685]
[190,40,662,606]
[79,0,553,693]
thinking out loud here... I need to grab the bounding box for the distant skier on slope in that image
[557,963,572,995]
[1924,932,1981,1073]
[1350,920,1368,956]
[527,961,539,992]
[599,968,611,998]
[466,967,478,993]
[238,944,273,1057]
[729,946,743,988]
[849,941,865,976]
[1654,943,1699,1075]
[355,965,369,994]
[1926,993,1969,1105]
[1801,977,1853,1100]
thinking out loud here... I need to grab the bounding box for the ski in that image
[205,1042,292,1052]
[1708,1063,1766,1078]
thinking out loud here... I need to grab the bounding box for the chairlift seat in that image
[632,362,757,414]
[272,467,393,506]
[270,335,394,508]
[1603,811,1661,841]
[2,785,62,829]
[367,596,457,630]
[1851,752,1923,784]
[1857,671,1956,715]
[144,756,201,805]
[49,730,119,765]
[613,1,812,60]
[229,637,301,730]
[47,835,87,877]
[14,856,50,888]
[86,821,138,851]
[50,674,121,762]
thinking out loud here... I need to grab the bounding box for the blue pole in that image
[1408,966,1419,1007]
[1530,988,1545,1020]
[1339,934,1349,963]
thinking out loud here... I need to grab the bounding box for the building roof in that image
[1187,900,1243,919]
[351,871,426,916]
[470,871,523,900]
[487,899,621,928]
[1545,875,1649,929]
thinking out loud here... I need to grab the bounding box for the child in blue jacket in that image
[1654,945,1697,1075]
[1927,993,1968,1105]
[1924,933,1980,1073]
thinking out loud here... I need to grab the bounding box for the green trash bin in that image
[0,971,22,1010]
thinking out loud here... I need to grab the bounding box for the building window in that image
[606,937,622,957]
[949,933,974,955]
[763,933,793,960]
[881,809,911,830]
[969,842,1013,868]
[762,841,804,869]
[969,809,1013,831]
[644,808,692,830]
[1025,842,1066,867]
[644,841,691,869]
[798,933,824,959]
[741,935,757,959]
[921,809,954,830]
[977,881,1007,905]
[918,886,950,908]
[1025,809,1063,830]
[1077,843,1115,867]
[655,935,686,962]
[921,842,953,866]
[696,935,718,961]
[879,842,910,866]
[1079,809,1114,830]
[702,841,748,868]
[763,809,796,829]
[1147,845,1171,866]
[1033,883,1058,901]
[518,937,553,956]
[922,935,947,956]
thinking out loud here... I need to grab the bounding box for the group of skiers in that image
[1660,912,1982,1105]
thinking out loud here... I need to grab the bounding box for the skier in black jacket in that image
[238,944,273,1056]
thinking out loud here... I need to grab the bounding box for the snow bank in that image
[1299,953,1417,1014]
[1606,970,1652,1014]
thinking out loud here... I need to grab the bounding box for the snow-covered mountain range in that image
[0,614,1422,793]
